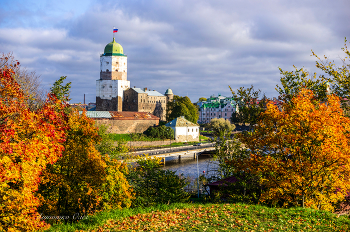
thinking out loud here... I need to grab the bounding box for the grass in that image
[47,203,350,231]
[110,134,210,143]
[109,133,160,142]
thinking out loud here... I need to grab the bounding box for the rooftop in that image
[132,88,165,97]
[165,116,199,127]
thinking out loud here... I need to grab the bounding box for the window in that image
[192,129,193,132]
[116,69,118,72]
[188,129,190,132]
[106,62,109,64]
[116,62,118,64]
[106,69,109,72]
[109,86,112,88]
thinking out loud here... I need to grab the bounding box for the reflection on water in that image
[160,155,219,179]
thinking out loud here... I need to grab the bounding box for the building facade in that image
[165,116,199,142]
[123,87,173,121]
[197,94,238,124]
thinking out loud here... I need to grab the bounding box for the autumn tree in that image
[38,78,133,222]
[0,53,46,110]
[0,56,67,231]
[234,89,350,211]
[166,95,199,123]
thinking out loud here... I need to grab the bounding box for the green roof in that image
[103,38,126,56]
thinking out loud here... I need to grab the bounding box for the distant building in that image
[123,87,173,121]
[165,116,199,142]
[96,38,130,111]
[198,94,238,124]
[95,36,173,122]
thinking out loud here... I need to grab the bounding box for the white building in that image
[165,116,199,142]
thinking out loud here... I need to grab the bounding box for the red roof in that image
[206,176,238,187]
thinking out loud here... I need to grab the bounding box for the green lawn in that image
[109,133,159,142]
[47,203,350,231]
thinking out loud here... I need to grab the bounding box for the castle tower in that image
[165,88,174,102]
[96,38,130,111]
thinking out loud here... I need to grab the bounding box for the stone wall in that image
[95,118,159,134]
[96,96,122,111]
[175,134,199,142]
[100,71,127,81]
[114,140,172,147]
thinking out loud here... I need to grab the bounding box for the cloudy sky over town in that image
[1,0,349,103]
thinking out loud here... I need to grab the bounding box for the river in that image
[160,155,219,179]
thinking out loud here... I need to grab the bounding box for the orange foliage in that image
[0,60,66,230]
[234,89,350,211]
[38,109,133,220]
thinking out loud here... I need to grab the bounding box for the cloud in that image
[0,0,349,104]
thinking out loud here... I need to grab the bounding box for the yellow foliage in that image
[235,89,350,211]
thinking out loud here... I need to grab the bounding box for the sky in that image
[0,0,349,104]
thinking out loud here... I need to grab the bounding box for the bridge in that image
[125,143,216,164]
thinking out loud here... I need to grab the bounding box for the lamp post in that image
[197,152,200,199]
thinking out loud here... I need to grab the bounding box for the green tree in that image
[198,97,207,102]
[229,85,267,129]
[127,155,190,208]
[167,95,199,123]
[144,125,174,139]
[96,125,130,159]
[50,76,71,102]
[208,118,235,138]
[275,66,328,105]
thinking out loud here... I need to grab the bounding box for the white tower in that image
[96,38,130,111]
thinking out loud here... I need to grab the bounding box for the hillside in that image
[48,203,350,231]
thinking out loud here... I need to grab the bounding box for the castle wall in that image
[94,118,159,134]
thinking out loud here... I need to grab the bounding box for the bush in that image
[127,155,190,207]
[144,125,174,140]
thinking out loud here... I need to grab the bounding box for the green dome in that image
[103,38,126,56]
[165,89,173,95]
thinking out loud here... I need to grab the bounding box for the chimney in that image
[144,87,147,91]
